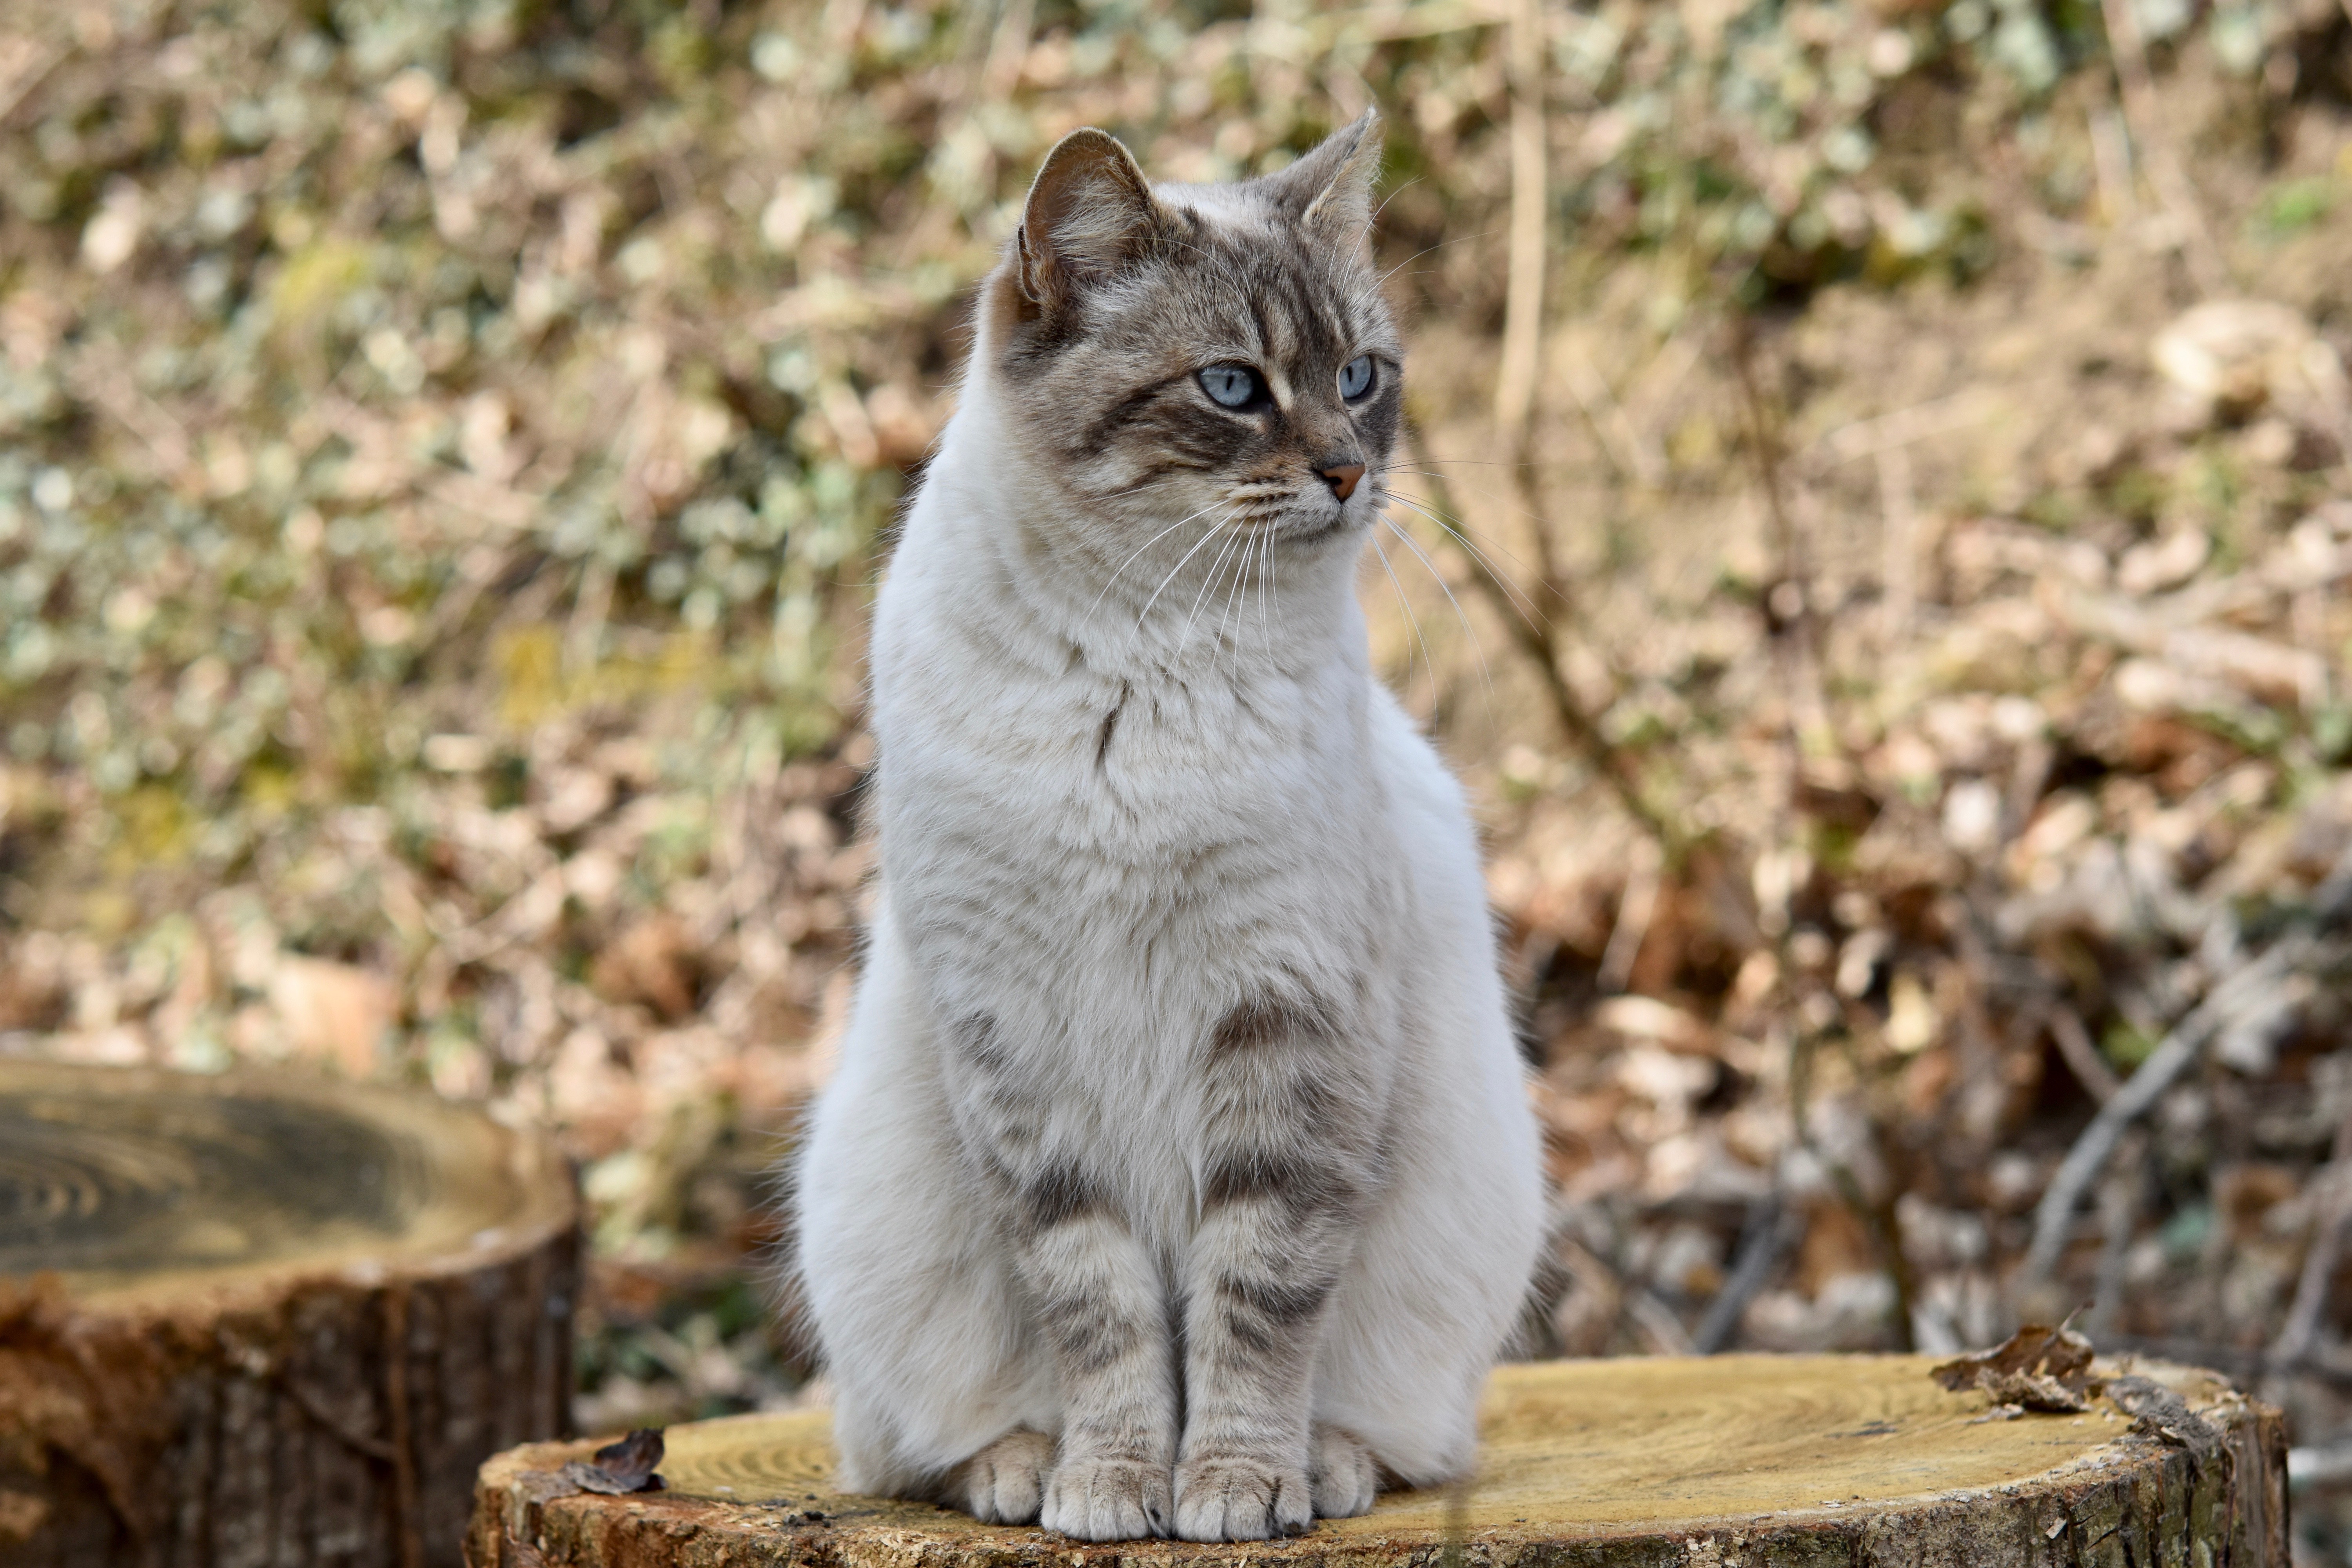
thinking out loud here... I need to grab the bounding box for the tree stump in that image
[0,1061,580,1568]
[470,1354,2284,1568]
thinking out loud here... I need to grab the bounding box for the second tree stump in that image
[0,1061,580,1568]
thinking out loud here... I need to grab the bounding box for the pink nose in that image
[1320,463,1366,501]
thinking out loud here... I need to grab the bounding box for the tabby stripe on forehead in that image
[1245,292,1275,359]
[1285,268,1346,365]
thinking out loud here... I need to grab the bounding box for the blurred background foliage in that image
[5,0,2352,1548]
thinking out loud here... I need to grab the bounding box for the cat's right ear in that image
[1016,129,1159,310]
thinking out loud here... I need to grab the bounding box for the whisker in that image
[1386,456,1533,468]
[1256,521,1273,656]
[1379,489,1550,628]
[1131,508,1239,637]
[1380,514,1495,709]
[1218,522,1256,665]
[1378,227,1495,289]
[1176,517,1248,657]
[1370,530,1432,707]
[1367,175,1423,230]
[1264,521,1284,670]
[1217,524,1256,679]
[1214,522,1251,677]
[1379,462,1589,612]
[1385,462,1569,539]
[1089,499,1230,622]
[1374,494,1543,621]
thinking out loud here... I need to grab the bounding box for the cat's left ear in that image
[1262,109,1383,246]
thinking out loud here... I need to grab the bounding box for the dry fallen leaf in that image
[524,1427,667,1504]
[566,1427,667,1494]
[1931,1322,2101,1413]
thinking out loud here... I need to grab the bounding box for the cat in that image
[789,109,1544,1544]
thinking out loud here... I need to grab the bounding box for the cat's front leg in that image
[944,1013,1178,1540]
[1022,1191,1178,1540]
[1174,994,1380,1542]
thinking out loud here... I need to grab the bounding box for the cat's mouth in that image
[1247,495,1372,548]
[1278,513,1360,547]
[1215,479,1376,549]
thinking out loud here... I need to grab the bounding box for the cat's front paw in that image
[1039,1454,1172,1541]
[1172,1455,1313,1541]
[955,1428,1054,1524]
[1309,1424,1378,1518]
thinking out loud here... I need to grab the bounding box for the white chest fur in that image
[865,394,1413,1230]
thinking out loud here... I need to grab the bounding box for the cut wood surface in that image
[0,1061,580,1568]
[471,1355,2285,1568]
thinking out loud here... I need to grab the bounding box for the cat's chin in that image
[1275,512,1369,548]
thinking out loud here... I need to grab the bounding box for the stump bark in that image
[0,1061,580,1568]
[469,1354,2285,1568]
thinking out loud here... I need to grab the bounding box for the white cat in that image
[791,111,1544,1544]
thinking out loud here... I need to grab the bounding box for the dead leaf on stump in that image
[522,1428,666,1503]
[1931,1322,2102,1413]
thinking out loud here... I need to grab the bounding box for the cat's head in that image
[976,113,1400,564]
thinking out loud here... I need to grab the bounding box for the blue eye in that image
[1199,364,1260,408]
[1339,355,1374,401]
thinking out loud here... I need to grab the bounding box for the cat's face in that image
[982,115,1401,567]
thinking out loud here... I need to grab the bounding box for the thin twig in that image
[980,0,1035,100]
[1787,1031,1917,1350]
[1625,1285,1697,1356]
[2098,0,2230,298]
[1728,315,1834,751]
[60,349,197,485]
[2049,1004,2122,1104]
[1729,316,1800,615]
[1694,1194,1804,1353]
[1559,346,1664,488]
[1492,0,1546,444]
[2022,936,2309,1284]
[2274,1108,2352,1367]
[1595,840,1660,993]
[0,40,63,131]
[1875,442,1916,643]
[1402,432,1672,846]
[2086,1131,2145,1340]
